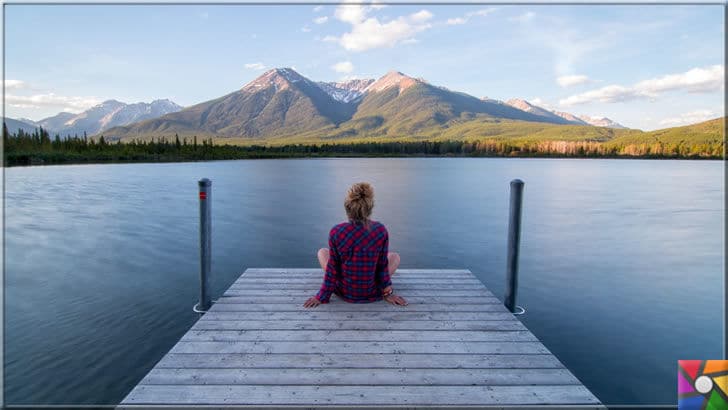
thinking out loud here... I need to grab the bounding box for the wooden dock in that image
[120,268,601,407]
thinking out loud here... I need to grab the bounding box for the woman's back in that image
[316,220,391,303]
[304,182,407,307]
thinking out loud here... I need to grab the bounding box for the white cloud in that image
[244,62,266,70]
[559,65,724,106]
[313,5,323,12]
[331,61,354,74]
[560,85,647,106]
[446,8,495,25]
[301,25,312,32]
[6,93,101,113]
[634,65,724,94]
[329,3,434,51]
[446,17,467,25]
[530,97,554,110]
[410,10,433,23]
[3,80,26,90]
[335,3,368,24]
[659,110,719,126]
[557,74,591,87]
[314,16,328,24]
[509,12,535,23]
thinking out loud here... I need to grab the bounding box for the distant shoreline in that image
[4,152,722,168]
[5,128,723,167]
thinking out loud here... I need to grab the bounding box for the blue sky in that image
[4,4,724,130]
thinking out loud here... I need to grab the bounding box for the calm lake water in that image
[4,158,724,405]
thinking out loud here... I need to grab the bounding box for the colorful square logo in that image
[679,360,728,409]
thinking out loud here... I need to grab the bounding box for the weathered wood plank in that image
[241,268,474,274]
[199,311,516,321]
[239,273,479,280]
[227,283,489,290]
[222,289,496,298]
[216,295,501,304]
[168,341,550,355]
[190,319,527,331]
[208,302,508,312]
[233,276,483,286]
[141,368,580,386]
[155,353,566,369]
[180,330,538,342]
[121,385,601,405]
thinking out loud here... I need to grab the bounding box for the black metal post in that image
[194,178,212,313]
[504,179,524,314]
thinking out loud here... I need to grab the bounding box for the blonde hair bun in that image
[345,182,375,223]
[349,182,374,200]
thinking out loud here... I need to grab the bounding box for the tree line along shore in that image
[3,125,723,167]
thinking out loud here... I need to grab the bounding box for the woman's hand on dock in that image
[303,296,322,308]
[384,294,408,306]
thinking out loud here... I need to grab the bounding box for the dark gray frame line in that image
[1,1,726,409]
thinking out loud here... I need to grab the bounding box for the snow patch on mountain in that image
[317,78,374,103]
[577,115,626,129]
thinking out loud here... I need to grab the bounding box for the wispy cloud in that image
[314,16,328,24]
[659,109,719,127]
[313,5,324,12]
[331,61,354,74]
[512,14,609,76]
[301,25,312,33]
[446,17,467,25]
[559,65,724,106]
[3,79,27,90]
[244,62,266,70]
[529,97,554,110]
[556,74,591,87]
[328,2,433,51]
[6,93,101,113]
[509,11,535,23]
[446,8,496,25]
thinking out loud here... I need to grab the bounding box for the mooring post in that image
[504,179,525,315]
[194,178,212,313]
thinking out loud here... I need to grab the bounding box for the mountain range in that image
[5,99,182,137]
[98,68,627,141]
[504,99,625,129]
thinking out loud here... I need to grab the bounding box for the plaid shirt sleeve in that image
[315,231,340,303]
[375,227,392,291]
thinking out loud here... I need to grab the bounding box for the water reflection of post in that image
[505,179,525,315]
[194,178,212,313]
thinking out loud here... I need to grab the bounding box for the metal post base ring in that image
[193,303,208,313]
[512,305,526,315]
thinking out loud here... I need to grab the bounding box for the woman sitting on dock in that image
[304,182,408,308]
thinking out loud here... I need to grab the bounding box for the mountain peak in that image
[98,99,125,107]
[244,67,308,92]
[577,115,626,129]
[505,98,535,111]
[366,70,421,93]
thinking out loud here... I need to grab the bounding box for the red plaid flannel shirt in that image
[315,220,392,303]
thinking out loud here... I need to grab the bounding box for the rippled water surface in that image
[4,158,724,405]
